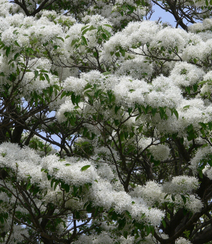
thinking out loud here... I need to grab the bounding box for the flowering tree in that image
[1,0,212,243]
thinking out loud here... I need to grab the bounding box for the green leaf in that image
[187,124,193,132]
[6,46,11,57]
[164,194,169,200]
[0,216,4,224]
[82,25,96,35]
[81,165,91,171]
[118,217,126,229]
[208,121,212,130]
[141,105,150,114]
[151,108,157,116]
[75,94,81,105]
[61,90,69,99]
[119,131,125,141]
[81,25,89,31]
[81,35,88,45]
[93,51,98,58]
[199,169,203,179]
[101,33,107,40]
[51,179,55,188]
[159,107,168,120]
[56,36,64,42]
[107,90,115,103]
[145,225,152,235]
[26,182,32,190]
[199,122,207,129]
[14,52,20,60]
[171,195,175,201]
[193,83,198,92]
[129,89,135,93]
[162,220,166,228]
[54,181,59,190]
[120,48,125,57]
[61,182,70,192]
[39,73,45,81]
[181,194,187,204]
[103,29,112,38]
[44,73,50,83]
[183,230,191,239]
[115,105,121,114]
[115,52,120,57]
[71,39,78,46]
[103,71,111,76]
[123,231,128,239]
[81,26,90,35]
[173,109,178,119]
[125,210,132,219]
[103,24,113,28]
[183,105,190,110]
[14,40,20,47]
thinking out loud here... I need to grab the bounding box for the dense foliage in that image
[1,0,212,243]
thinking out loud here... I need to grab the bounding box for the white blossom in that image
[149,144,170,161]
[176,237,192,244]
[170,62,205,87]
[163,176,199,194]
[189,146,212,173]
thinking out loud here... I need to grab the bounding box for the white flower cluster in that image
[115,56,153,80]
[163,176,199,194]
[0,142,42,183]
[0,0,22,16]
[57,70,183,124]
[149,144,170,161]
[73,231,114,244]
[150,27,189,53]
[132,181,163,206]
[131,179,203,213]
[189,146,212,173]
[89,179,164,226]
[42,155,97,186]
[1,14,64,50]
[189,18,212,34]
[0,143,165,227]
[103,21,161,58]
[203,165,212,180]
[56,99,78,123]
[200,71,212,96]
[176,237,192,244]
[73,231,137,244]
[147,76,182,109]
[170,62,205,87]
[64,76,87,95]
[2,0,212,242]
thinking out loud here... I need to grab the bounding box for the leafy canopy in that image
[1,0,212,243]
